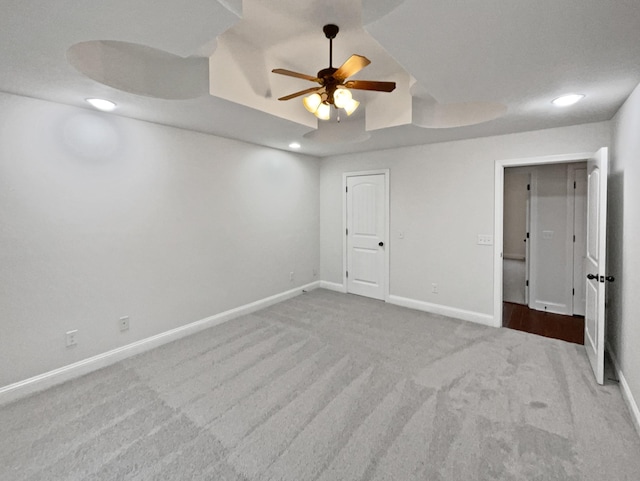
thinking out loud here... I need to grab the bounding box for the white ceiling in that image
[2,0,639,157]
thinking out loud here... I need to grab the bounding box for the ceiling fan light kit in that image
[303,93,322,113]
[333,87,352,108]
[315,102,331,120]
[272,24,396,121]
[343,98,360,116]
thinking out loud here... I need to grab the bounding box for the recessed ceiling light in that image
[86,98,117,111]
[289,142,301,149]
[552,94,585,107]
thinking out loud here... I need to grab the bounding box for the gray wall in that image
[0,92,320,387]
[320,122,610,318]
[608,81,640,423]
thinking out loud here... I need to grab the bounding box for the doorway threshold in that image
[503,302,584,345]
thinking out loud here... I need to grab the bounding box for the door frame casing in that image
[568,164,588,316]
[342,169,390,301]
[494,152,593,327]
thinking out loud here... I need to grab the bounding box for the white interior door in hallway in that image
[344,172,389,300]
[585,148,609,385]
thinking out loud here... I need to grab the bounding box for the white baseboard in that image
[388,295,498,328]
[319,280,346,293]
[0,281,321,406]
[606,341,640,438]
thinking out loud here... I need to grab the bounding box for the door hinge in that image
[346,271,348,278]
[526,280,529,287]
[346,186,348,193]
[346,228,348,236]
[527,184,530,191]
[526,232,530,239]
[574,181,577,189]
[572,288,575,296]
[573,235,576,242]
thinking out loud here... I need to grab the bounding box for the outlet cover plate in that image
[477,234,494,246]
[66,330,78,347]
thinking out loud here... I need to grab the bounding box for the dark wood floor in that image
[503,302,584,345]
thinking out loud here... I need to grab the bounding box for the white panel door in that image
[584,148,608,385]
[346,174,386,300]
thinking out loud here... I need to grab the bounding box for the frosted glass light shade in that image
[333,88,352,108]
[315,102,331,120]
[303,93,322,113]
[343,98,360,116]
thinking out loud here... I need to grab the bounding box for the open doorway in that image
[500,162,587,344]
[494,149,610,384]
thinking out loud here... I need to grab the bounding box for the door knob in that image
[587,273,598,280]
[378,241,384,247]
[605,276,615,282]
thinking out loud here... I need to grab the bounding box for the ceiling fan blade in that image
[277,87,323,101]
[334,55,371,80]
[272,68,321,83]
[344,80,396,92]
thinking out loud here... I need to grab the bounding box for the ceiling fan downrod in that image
[323,24,339,68]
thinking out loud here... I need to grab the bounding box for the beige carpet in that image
[1,289,639,480]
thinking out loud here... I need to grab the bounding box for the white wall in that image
[608,81,640,426]
[320,122,610,319]
[503,171,528,259]
[0,92,320,387]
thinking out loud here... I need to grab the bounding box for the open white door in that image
[584,147,608,385]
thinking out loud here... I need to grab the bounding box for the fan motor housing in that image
[317,67,339,104]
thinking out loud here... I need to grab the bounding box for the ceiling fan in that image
[272,24,396,120]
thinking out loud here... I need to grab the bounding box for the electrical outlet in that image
[66,330,78,347]
[289,271,294,282]
[432,283,438,294]
[477,234,493,246]
[119,316,130,332]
